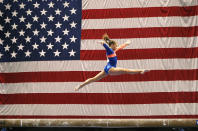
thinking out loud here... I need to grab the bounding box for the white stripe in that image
[1,58,198,73]
[82,16,198,29]
[81,37,198,50]
[1,104,197,116]
[82,0,198,9]
[1,81,198,94]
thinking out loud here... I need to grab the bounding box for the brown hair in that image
[102,33,116,46]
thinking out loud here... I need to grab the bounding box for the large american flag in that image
[0,0,198,119]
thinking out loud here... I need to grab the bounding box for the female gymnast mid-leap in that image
[75,33,149,91]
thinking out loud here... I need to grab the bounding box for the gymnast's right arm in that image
[97,41,113,55]
[102,43,114,55]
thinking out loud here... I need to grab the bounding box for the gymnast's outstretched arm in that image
[115,40,131,52]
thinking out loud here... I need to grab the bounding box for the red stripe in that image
[82,5,198,19]
[81,26,198,39]
[80,48,198,60]
[1,115,198,119]
[1,69,198,83]
[1,92,198,104]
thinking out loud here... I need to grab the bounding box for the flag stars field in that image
[0,0,80,61]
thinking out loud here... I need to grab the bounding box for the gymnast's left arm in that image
[115,40,131,52]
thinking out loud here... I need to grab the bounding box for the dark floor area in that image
[1,127,198,131]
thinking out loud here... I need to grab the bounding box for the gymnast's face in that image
[110,42,118,50]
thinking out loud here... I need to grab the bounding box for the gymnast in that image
[75,33,149,91]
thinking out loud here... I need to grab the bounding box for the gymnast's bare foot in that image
[141,69,150,74]
[74,85,82,91]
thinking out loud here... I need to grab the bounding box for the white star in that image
[0,25,3,31]
[55,22,62,28]
[55,9,61,15]
[40,9,47,15]
[19,3,25,9]
[18,44,24,50]
[4,45,10,52]
[12,10,18,17]
[32,15,39,22]
[5,4,11,10]
[55,36,61,43]
[53,50,61,57]
[70,8,76,14]
[25,50,31,57]
[68,49,76,56]
[47,29,54,36]
[26,22,32,29]
[47,43,54,50]
[33,2,40,8]
[11,51,17,58]
[0,52,3,59]
[12,23,17,30]
[25,36,31,43]
[62,42,69,49]
[13,0,18,2]
[19,16,26,22]
[19,30,25,36]
[0,0,4,3]
[63,1,69,8]
[48,15,54,21]
[32,43,39,50]
[26,9,32,15]
[40,36,46,43]
[11,37,17,44]
[33,29,39,36]
[5,17,11,23]
[39,50,46,57]
[5,31,10,38]
[70,35,77,43]
[70,21,77,28]
[40,22,47,29]
[0,11,3,17]
[48,2,54,8]
[0,38,4,45]
[62,15,69,21]
[63,28,69,35]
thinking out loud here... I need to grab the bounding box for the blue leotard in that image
[103,43,117,74]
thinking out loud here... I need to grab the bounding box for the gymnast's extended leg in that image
[75,70,107,91]
[108,67,149,76]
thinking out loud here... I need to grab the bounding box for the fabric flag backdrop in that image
[0,0,198,119]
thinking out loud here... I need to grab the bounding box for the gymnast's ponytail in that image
[102,33,115,46]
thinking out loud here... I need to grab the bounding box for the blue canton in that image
[0,0,81,62]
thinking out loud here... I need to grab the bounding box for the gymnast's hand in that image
[125,40,131,46]
[97,40,106,45]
